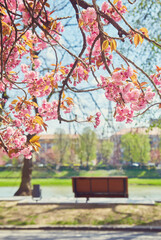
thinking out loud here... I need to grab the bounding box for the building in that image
[111,127,161,165]
[36,134,79,164]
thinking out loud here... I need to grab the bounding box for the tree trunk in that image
[14,157,32,196]
[80,158,82,166]
[86,155,89,167]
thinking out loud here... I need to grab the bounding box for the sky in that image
[41,0,161,137]
[4,0,161,138]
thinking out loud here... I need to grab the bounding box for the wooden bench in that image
[72,176,128,202]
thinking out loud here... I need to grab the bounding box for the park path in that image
[1,230,161,240]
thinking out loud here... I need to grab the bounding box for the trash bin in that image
[32,184,42,201]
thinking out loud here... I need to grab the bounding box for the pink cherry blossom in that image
[101,2,109,13]
[33,59,41,69]
[6,127,14,136]
[0,0,160,160]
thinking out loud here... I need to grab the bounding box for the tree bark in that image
[14,157,32,196]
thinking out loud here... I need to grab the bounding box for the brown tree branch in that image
[134,102,161,117]
[57,0,87,123]
[92,0,112,76]
[108,0,161,48]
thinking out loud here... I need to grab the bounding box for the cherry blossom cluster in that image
[51,62,90,87]
[38,99,58,121]
[0,0,65,158]
[0,0,160,160]
[9,99,43,134]
[2,126,32,159]
[87,112,101,128]
[0,0,63,93]
[150,66,161,91]
[80,6,113,68]
[101,1,127,23]
[94,112,101,128]
[79,1,127,69]
[21,67,52,97]
[67,63,90,86]
[100,67,155,123]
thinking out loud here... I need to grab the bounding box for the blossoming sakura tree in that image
[0,0,161,195]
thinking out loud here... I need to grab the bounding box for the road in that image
[0,230,161,240]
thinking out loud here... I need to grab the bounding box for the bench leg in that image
[86,197,89,203]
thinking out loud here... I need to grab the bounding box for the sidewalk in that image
[0,196,155,205]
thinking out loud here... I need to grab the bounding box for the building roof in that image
[39,134,55,140]
[115,127,161,136]
[39,134,79,141]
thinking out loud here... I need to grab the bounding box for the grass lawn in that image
[0,177,161,187]
[0,178,72,187]
[0,168,161,186]
[128,178,161,185]
[0,202,161,226]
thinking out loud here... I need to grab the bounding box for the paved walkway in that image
[0,196,155,205]
[1,229,161,239]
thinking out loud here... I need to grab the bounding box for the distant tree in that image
[41,148,58,165]
[68,136,80,166]
[78,127,97,167]
[53,129,70,166]
[97,139,114,165]
[77,139,86,167]
[121,133,151,165]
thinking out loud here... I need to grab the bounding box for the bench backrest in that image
[72,177,128,198]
